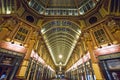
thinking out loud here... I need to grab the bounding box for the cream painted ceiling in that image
[41,20,81,66]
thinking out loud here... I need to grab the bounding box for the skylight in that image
[27,0,99,16]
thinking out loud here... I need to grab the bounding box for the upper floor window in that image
[14,27,29,42]
[94,29,108,44]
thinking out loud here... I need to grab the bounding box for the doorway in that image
[0,52,24,80]
[99,58,120,80]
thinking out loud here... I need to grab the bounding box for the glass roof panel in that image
[41,20,81,66]
[27,0,100,16]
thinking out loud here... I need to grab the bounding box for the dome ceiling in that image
[39,0,77,8]
[27,0,99,16]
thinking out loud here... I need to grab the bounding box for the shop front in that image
[98,53,120,80]
[94,44,120,80]
[0,48,24,80]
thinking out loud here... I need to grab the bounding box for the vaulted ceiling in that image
[41,20,81,66]
[24,0,100,67]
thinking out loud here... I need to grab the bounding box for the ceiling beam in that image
[46,37,74,44]
[46,32,76,40]
[49,43,71,50]
[45,35,75,42]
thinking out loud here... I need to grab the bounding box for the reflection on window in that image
[107,59,120,70]
[14,27,29,41]
[94,29,108,44]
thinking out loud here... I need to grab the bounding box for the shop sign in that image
[94,45,120,56]
[0,42,27,53]
[98,52,120,60]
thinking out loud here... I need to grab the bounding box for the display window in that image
[99,53,120,80]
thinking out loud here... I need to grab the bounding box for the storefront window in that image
[29,61,36,80]
[107,59,120,70]
[25,58,32,78]
[35,63,43,80]
[99,53,120,80]
[0,49,24,80]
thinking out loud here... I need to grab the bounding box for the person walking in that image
[0,72,7,80]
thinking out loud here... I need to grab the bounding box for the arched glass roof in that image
[41,20,81,66]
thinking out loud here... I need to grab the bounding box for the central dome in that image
[40,0,77,8]
[27,0,99,16]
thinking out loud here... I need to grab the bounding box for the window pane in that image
[14,27,29,41]
[86,3,91,10]
[94,29,107,44]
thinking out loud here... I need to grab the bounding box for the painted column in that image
[0,27,9,41]
[16,39,35,79]
[85,32,104,80]
[16,28,36,79]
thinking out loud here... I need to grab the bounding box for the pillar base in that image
[16,59,29,79]
[92,63,104,80]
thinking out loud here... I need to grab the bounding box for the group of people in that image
[0,72,7,80]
